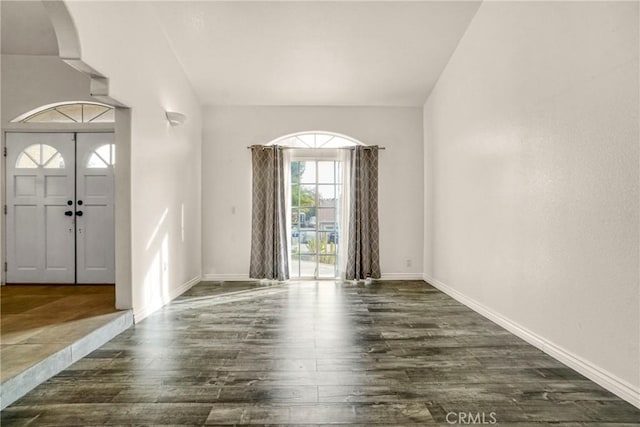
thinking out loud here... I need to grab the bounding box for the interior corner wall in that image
[202,106,423,280]
[423,0,639,399]
[64,1,202,319]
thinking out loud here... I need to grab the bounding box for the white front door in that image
[6,133,76,283]
[5,132,115,284]
[75,133,115,284]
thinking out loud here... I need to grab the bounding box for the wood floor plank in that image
[2,280,639,425]
[0,285,118,382]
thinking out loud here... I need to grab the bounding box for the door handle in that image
[65,210,73,216]
[75,211,83,216]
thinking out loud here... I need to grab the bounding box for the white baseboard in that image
[201,273,251,281]
[423,274,640,409]
[133,275,201,322]
[380,273,425,280]
[201,273,425,281]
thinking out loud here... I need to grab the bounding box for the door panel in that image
[6,133,76,283]
[14,205,38,270]
[45,176,68,196]
[75,133,115,284]
[45,205,72,269]
[15,175,37,196]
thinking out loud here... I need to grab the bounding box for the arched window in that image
[11,102,115,124]
[268,131,363,148]
[87,144,116,168]
[15,144,65,169]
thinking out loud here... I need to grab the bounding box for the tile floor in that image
[1,285,118,383]
[2,280,639,425]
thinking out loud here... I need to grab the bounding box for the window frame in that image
[15,143,66,169]
[10,101,115,124]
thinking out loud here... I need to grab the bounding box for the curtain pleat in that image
[345,146,381,280]
[249,145,289,280]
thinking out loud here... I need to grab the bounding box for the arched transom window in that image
[11,102,115,124]
[16,144,65,169]
[269,132,362,148]
[87,144,116,168]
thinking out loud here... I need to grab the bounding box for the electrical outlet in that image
[406,259,412,268]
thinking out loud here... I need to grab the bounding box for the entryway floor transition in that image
[1,285,132,409]
[2,280,639,425]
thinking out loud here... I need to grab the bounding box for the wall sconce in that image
[166,111,187,126]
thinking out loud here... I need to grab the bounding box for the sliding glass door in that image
[290,159,343,279]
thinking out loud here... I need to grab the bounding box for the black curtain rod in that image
[246,146,386,150]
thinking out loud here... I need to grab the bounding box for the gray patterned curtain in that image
[345,146,381,280]
[249,145,289,280]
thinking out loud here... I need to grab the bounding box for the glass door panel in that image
[290,159,342,279]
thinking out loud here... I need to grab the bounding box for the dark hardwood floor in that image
[2,280,639,425]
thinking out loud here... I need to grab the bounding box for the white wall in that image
[64,1,202,318]
[1,54,92,126]
[202,106,423,280]
[424,1,639,404]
